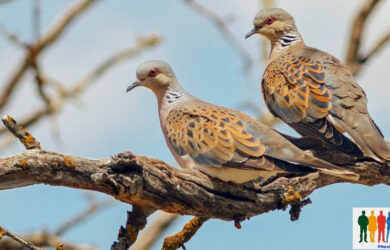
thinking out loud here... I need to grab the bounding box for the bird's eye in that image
[265,16,276,25]
[149,68,160,77]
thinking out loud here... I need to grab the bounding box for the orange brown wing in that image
[262,53,332,123]
[165,103,268,168]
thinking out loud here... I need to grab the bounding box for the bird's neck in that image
[268,31,303,63]
[163,86,187,105]
[156,85,189,124]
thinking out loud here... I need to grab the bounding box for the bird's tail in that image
[298,154,360,181]
[335,114,390,162]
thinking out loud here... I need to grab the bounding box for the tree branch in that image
[111,206,155,250]
[344,0,390,75]
[345,0,380,68]
[1,116,390,249]
[132,212,179,250]
[0,0,98,112]
[181,0,252,68]
[361,30,390,64]
[0,146,388,221]
[0,35,161,137]
[1,115,41,149]
[37,0,97,52]
[162,216,208,250]
[0,229,96,250]
[55,196,115,236]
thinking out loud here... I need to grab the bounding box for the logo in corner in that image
[353,208,390,249]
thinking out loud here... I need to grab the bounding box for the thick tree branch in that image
[1,116,390,249]
[0,148,388,222]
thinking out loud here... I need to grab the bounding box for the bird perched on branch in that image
[126,60,358,183]
[245,8,390,162]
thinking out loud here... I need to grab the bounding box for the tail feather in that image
[331,114,390,162]
[297,155,360,181]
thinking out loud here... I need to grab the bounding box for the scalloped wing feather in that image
[263,53,332,123]
[165,103,267,168]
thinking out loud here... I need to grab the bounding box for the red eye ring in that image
[149,68,160,77]
[265,16,276,25]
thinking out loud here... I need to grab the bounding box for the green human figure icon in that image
[377,210,386,243]
[358,210,369,243]
[368,210,377,242]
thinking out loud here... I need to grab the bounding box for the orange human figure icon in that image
[368,210,377,242]
[377,210,386,243]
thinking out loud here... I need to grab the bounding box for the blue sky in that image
[0,0,390,249]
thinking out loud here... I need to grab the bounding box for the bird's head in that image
[245,8,297,41]
[127,60,176,93]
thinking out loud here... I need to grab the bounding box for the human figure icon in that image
[368,210,377,242]
[377,210,386,243]
[358,210,369,243]
[386,212,390,243]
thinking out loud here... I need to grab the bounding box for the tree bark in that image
[0,149,389,222]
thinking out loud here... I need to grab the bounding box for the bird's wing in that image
[165,102,360,181]
[262,52,332,124]
[165,102,276,171]
[262,51,358,154]
[321,53,390,161]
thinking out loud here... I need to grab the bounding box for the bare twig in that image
[0,35,161,137]
[33,0,41,42]
[55,197,115,236]
[70,35,161,95]
[361,31,390,63]
[162,217,208,250]
[0,23,27,47]
[1,115,41,149]
[111,206,155,250]
[37,0,97,51]
[0,0,98,112]
[0,225,45,250]
[181,0,252,68]
[344,0,386,75]
[132,212,179,250]
[0,230,96,250]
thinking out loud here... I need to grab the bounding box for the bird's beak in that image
[126,79,143,93]
[245,27,260,39]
